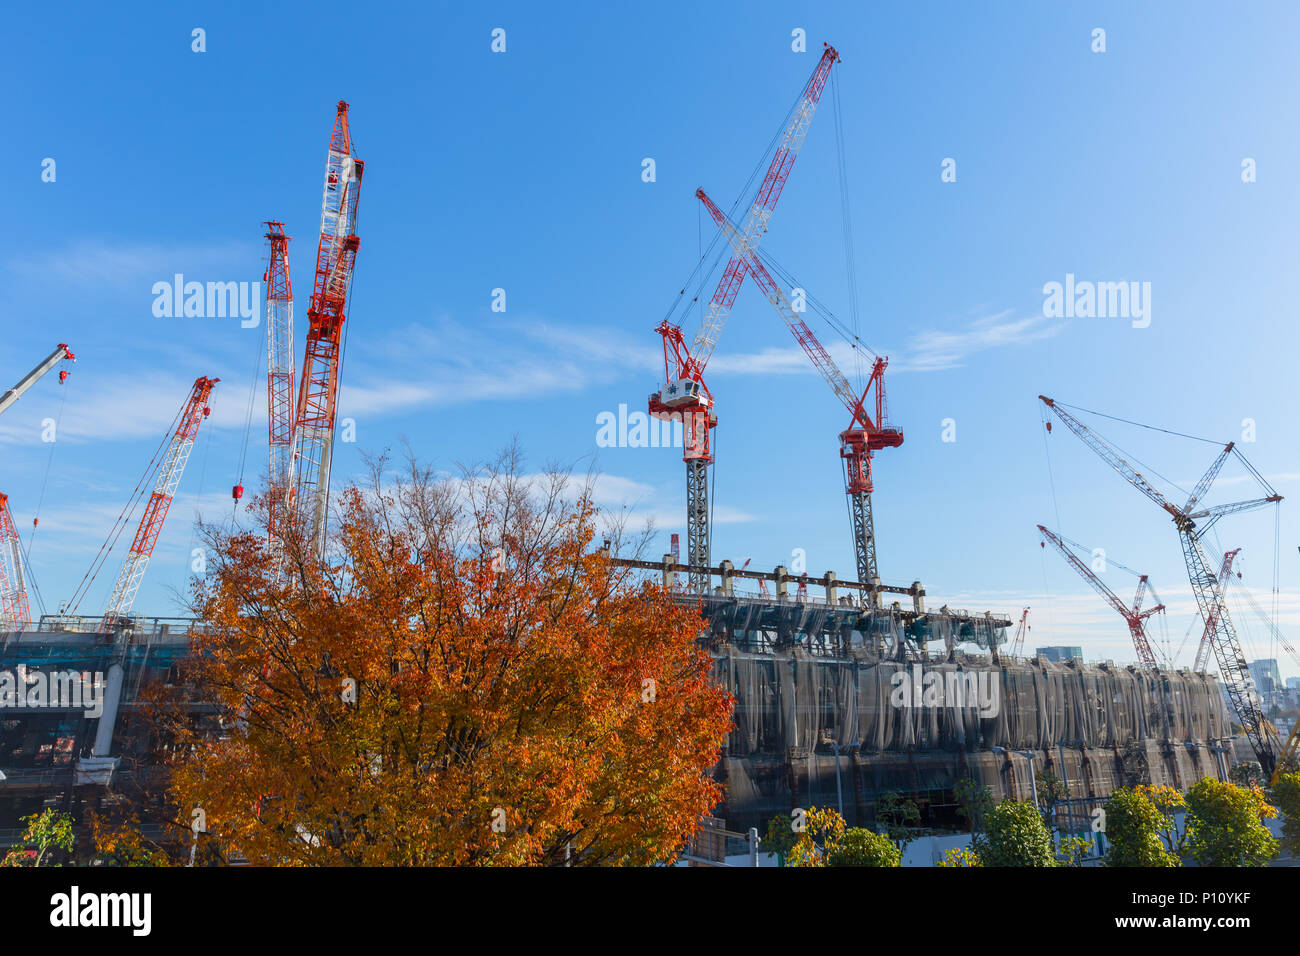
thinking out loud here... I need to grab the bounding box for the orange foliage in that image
[168,449,732,865]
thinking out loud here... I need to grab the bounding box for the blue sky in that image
[3,1,1299,678]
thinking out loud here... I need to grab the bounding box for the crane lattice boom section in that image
[689,44,839,370]
[100,377,217,631]
[1039,395,1282,774]
[0,493,30,629]
[696,187,901,590]
[0,343,74,417]
[264,221,295,529]
[1180,529,1279,771]
[1194,548,1239,672]
[292,101,364,556]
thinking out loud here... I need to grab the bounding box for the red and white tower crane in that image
[696,189,903,600]
[0,493,30,629]
[650,46,839,592]
[99,377,218,631]
[1037,524,1165,670]
[1040,395,1283,775]
[1008,606,1031,658]
[291,101,363,558]
[263,221,295,532]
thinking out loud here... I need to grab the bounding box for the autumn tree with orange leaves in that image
[166,446,732,866]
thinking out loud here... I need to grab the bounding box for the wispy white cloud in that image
[705,309,1064,377]
[7,239,255,291]
[895,310,1063,372]
[0,372,246,446]
[336,316,659,418]
[583,472,755,530]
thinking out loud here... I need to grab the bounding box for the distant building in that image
[1249,659,1282,697]
[1287,677,1300,691]
[1037,645,1084,663]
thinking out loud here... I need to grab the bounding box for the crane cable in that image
[756,248,879,359]
[1039,401,1063,643]
[20,382,70,618]
[660,71,805,332]
[235,318,265,513]
[185,407,215,572]
[64,397,186,616]
[830,68,866,391]
[1054,400,1223,446]
[1233,555,1300,670]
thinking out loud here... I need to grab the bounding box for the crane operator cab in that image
[657,378,711,409]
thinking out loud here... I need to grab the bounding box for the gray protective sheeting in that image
[713,649,1231,830]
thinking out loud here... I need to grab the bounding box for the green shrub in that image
[1184,778,1278,867]
[972,800,1056,867]
[1272,772,1300,858]
[1103,787,1179,867]
[826,828,902,867]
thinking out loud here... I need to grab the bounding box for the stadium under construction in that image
[1,53,1294,856]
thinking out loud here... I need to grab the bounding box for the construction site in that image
[2,44,1297,860]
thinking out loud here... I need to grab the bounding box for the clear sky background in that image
[3,1,1298,679]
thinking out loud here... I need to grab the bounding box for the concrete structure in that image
[624,559,1234,834]
[0,616,208,839]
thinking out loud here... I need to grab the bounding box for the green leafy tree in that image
[1272,772,1300,858]
[1184,778,1279,867]
[936,846,981,867]
[1055,834,1094,866]
[0,809,75,867]
[1103,787,1179,867]
[785,807,846,867]
[1136,784,1187,855]
[954,778,994,834]
[875,792,920,849]
[763,813,799,866]
[972,800,1057,867]
[826,828,901,867]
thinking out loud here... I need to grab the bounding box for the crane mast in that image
[696,188,903,597]
[1008,607,1031,658]
[291,101,363,558]
[1193,548,1240,672]
[0,493,29,629]
[263,222,295,534]
[1037,524,1164,670]
[650,46,838,592]
[1040,395,1282,774]
[0,343,74,417]
[100,377,217,631]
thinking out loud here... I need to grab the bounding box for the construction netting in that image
[713,648,1232,830]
